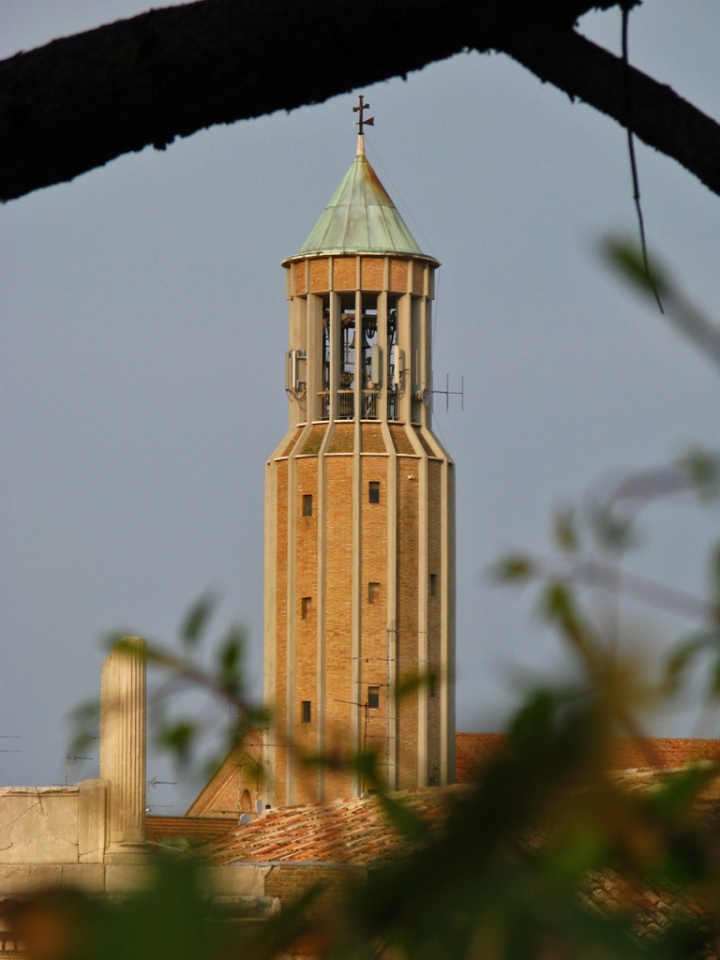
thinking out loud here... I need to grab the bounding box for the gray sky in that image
[1,1,719,811]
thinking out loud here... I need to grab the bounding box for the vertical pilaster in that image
[417,450,429,787]
[381,419,399,790]
[316,423,333,800]
[100,638,147,863]
[286,450,298,805]
[351,286,363,792]
[263,457,278,806]
[329,289,339,422]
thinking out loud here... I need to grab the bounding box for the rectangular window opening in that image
[302,494,313,517]
[429,573,437,597]
[301,597,311,620]
[368,686,380,709]
[368,582,380,605]
[369,481,380,504]
[301,700,312,723]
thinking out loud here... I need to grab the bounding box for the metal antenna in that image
[65,754,93,786]
[432,374,464,411]
[353,94,375,135]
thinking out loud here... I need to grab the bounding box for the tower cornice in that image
[281,251,440,269]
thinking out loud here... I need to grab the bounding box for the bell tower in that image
[264,107,455,806]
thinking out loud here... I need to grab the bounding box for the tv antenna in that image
[432,374,464,411]
[65,754,93,786]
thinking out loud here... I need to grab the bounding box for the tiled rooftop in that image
[455,734,720,782]
[207,787,457,867]
[201,762,720,957]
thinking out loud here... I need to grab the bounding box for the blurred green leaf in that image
[553,507,579,553]
[587,504,637,553]
[648,765,719,815]
[509,690,558,754]
[710,541,720,609]
[541,581,592,658]
[377,792,427,842]
[547,825,608,880]
[663,634,710,695]
[677,447,720,500]
[601,236,670,300]
[157,722,196,766]
[492,554,537,584]
[710,652,720,699]
[180,592,218,647]
[215,624,245,698]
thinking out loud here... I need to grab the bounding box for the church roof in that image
[289,136,433,262]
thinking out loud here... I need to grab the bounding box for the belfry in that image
[264,104,455,806]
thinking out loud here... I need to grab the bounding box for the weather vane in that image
[353,95,374,135]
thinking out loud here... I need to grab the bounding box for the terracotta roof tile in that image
[454,733,720,782]
[207,788,456,867]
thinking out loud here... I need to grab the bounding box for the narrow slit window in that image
[302,494,313,517]
[368,582,380,605]
[429,573,437,597]
[301,700,312,723]
[301,597,311,620]
[368,686,380,709]
[369,481,380,504]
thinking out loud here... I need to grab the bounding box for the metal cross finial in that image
[353,95,375,135]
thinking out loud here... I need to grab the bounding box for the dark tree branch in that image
[0,0,717,203]
[504,28,720,198]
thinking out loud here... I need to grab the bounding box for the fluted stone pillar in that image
[100,637,147,863]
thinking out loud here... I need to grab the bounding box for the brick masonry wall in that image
[293,261,306,296]
[397,460,419,789]
[265,863,368,910]
[426,460,442,785]
[310,258,330,293]
[360,257,384,291]
[389,258,409,294]
[360,455,390,785]
[333,257,356,291]
[454,733,720,783]
[295,457,319,804]
[324,455,355,801]
[274,461,288,808]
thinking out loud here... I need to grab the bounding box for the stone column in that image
[100,637,147,863]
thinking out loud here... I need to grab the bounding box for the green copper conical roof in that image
[291,136,430,260]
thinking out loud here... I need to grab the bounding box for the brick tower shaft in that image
[264,131,455,806]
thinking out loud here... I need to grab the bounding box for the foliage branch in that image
[1,1,720,202]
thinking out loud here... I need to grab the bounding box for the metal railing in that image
[315,391,384,420]
[387,388,399,421]
[361,391,378,420]
[338,390,354,419]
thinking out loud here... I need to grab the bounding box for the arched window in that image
[240,789,252,813]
